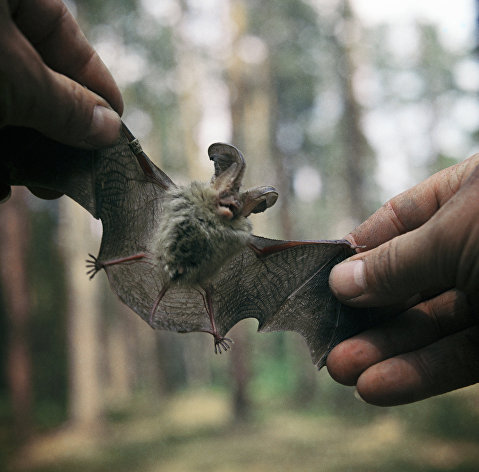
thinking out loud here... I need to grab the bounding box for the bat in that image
[1,123,380,368]
[86,131,280,352]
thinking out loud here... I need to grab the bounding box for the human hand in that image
[0,0,123,200]
[328,154,479,406]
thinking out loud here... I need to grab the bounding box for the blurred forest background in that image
[2,0,479,471]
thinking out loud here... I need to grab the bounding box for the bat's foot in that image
[200,329,232,353]
[213,334,233,354]
[86,254,103,279]
[86,252,148,280]
[199,286,233,354]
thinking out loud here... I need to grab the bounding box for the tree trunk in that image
[104,300,134,406]
[0,188,34,442]
[59,198,103,428]
[175,2,208,182]
[228,323,251,420]
[227,0,273,420]
[334,0,373,223]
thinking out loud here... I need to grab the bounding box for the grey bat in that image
[1,123,379,368]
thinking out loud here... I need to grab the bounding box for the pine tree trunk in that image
[228,324,251,420]
[104,301,133,406]
[60,199,103,428]
[0,188,34,442]
[227,0,271,420]
[334,0,373,223]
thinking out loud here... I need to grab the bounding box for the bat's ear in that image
[208,143,246,193]
[240,186,278,217]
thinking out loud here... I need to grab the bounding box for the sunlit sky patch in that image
[353,0,478,200]
[353,0,474,51]
[293,166,322,202]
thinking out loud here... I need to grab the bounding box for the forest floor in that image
[6,386,479,472]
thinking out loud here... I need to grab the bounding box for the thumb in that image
[30,70,122,148]
[2,24,121,148]
[329,166,479,306]
[329,229,443,307]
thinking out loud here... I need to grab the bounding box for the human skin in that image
[328,154,479,406]
[0,0,123,200]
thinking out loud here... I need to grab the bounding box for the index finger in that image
[10,0,123,114]
[349,154,479,251]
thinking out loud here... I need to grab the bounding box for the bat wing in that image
[1,124,173,219]
[210,236,379,368]
[141,236,380,369]
[94,131,174,321]
[2,124,176,322]
[92,127,172,263]
[1,126,98,215]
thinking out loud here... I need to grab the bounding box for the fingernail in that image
[85,105,121,147]
[330,260,366,300]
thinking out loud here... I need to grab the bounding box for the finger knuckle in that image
[368,240,401,298]
[384,200,408,234]
[412,351,437,390]
[424,300,444,338]
[457,230,479,294]
[464,152,479,165]
[452,328,479,386]
[59,81,92,139]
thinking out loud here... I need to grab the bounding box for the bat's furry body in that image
[156,182,252,285]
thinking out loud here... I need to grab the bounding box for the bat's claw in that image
[85,253,104,279]
[213,335,233,354]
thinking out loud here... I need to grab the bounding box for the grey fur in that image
[154,181,251,285]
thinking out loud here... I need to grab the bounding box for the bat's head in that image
[155,144,278,285]
[208,143,278,220]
